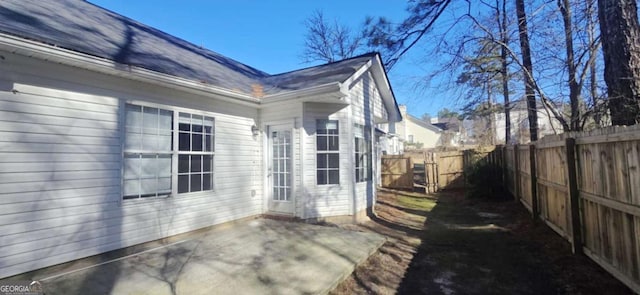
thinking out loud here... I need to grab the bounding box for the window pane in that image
[142,133,158,150]
[125,131,142,150]
[124,154,140,178]
[317,136,327,151]
[317,170,327,185]
[192,133,203,151]
[203,173,212,190]
[179,113,191,125]
[140,178,158,196]
[178,154,189,173]
[178,175,189,193]
[328,170,339,184]
[191,174,202,192]
[191,155,202,172]
[123,179,140,197]
[192,115,203,126]
[158,177,171,193]
[193,123,203,133]
[158,154,172,177]
[204,116,214,130]
[328,154,339,168]
[125,104,142,128]
[203,155,212,172]
[317,154,327,169]
[159,109,173,130]
[158,134,172,151]
[179,132,190,151]
[205,134,213,151]
[179,122,190,131]
[143,107,158,129]
[328,136,339,150]
[140,155,156,177]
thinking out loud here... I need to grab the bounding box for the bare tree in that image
[597,0,640,125]
[301,10,364,63]
[515,0,539,141]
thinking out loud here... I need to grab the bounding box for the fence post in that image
[530,144,538,219]
[565,137,583,254]
[513,144,520,202]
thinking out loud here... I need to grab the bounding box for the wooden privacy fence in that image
[500,125,640,293]
[381,147,501,192]
[380,155,414,189]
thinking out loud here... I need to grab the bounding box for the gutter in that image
[0,33,261,107]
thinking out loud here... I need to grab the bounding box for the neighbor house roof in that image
[407,115,442,133]
[0,0,380,97]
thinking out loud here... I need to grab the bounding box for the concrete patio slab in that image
[36,219,385,295]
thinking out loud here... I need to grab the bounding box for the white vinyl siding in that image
[302,103,351,218]
[0,54,262,278]
[349,71,380,212]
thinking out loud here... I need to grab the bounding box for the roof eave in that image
[260,82,347,106]
[0,33,261,106]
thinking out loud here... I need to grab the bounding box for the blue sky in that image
[90,0,451,118]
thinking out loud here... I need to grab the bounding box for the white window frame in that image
[316,119,340,185]
[122,101,215,201]
[354,124,372,183]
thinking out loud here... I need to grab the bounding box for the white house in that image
[0,0,401,278]
[394,105,442,150]
[494,99,564,144]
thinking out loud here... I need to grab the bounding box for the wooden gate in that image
[381,155,413,189]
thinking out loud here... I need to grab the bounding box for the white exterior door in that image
[267,125,294,214]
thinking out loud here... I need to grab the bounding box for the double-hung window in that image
[123,104,173,199]
[123,103,215,200]
[316,119,339,185]
[354,124,372,182]
[178,113,214,193]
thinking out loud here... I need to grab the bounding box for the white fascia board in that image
[0,33,261,107]
[369,55,401,123]
[340,59,373,93]
[259,82,347,107]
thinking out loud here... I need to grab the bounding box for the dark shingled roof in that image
[0,0,376,96]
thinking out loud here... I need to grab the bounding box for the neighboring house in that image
[432,117,464,147]
[0,0,401,278]
[494,99,564,144]
[393,105,442,150]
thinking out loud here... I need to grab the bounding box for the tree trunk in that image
[497,0,511,144]
[597,0,640,125]
[515,0,539,141]
[586,0,602,127]
[559,0,581,131]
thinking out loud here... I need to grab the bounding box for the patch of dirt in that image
[330,188,634,295]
